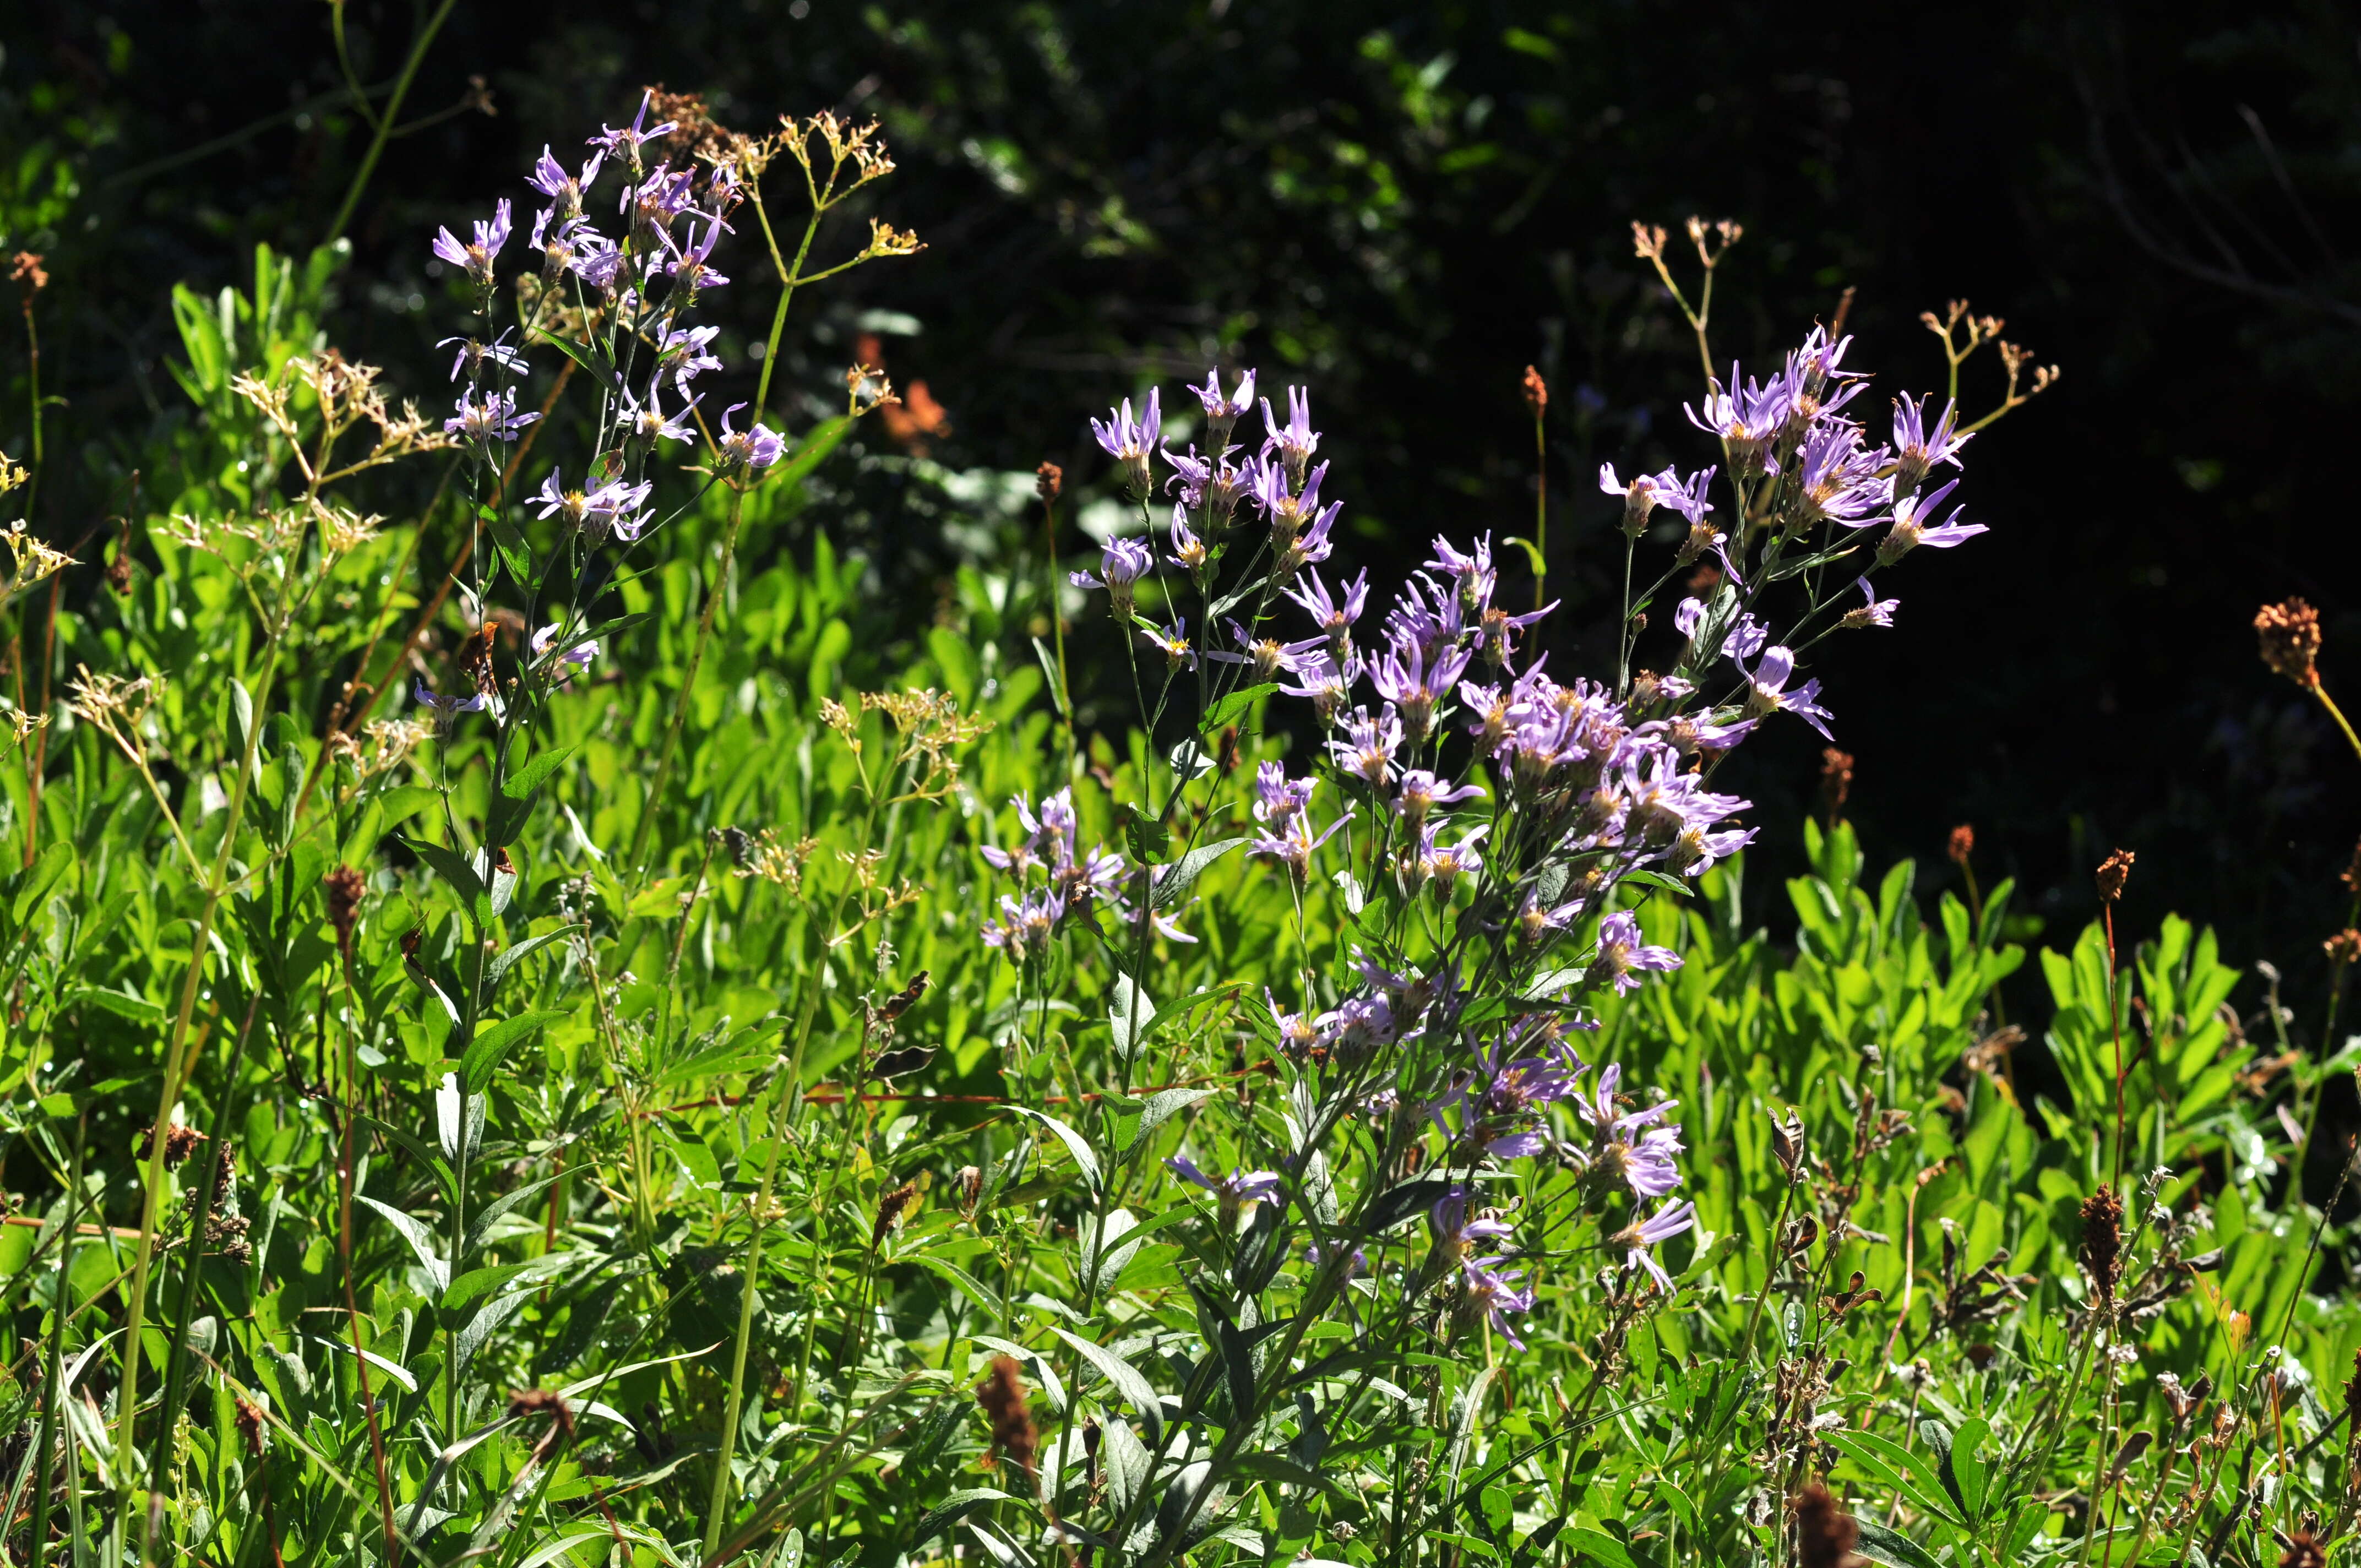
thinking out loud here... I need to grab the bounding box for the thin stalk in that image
[1531,395,1549,613]
[28,1115,86,1568]
[2312,683,2361,766]
[701,785,887,1555]
[323,0,459,243]
[116,611,289,1540]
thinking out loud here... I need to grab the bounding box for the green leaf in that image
[486,926,578,990]
[461,1009,568,1095]
[1199,682,1279,735]
[355,1196,447,1292]
[1007,1106,1102,1202]
[902,1490,1009,1551]
[441,1262,534,1314]
[1152,836,1248,911]
[1049,1326,1164,1446]
[1851,1520,1945,1568]
[1821,1431,1963,1527]
[400,834,481,907]
[531,330,619,391]
[502,745,576,802]
[764,412,856,495]
[1114,1086,1216,1157]
[1031,636,1070,718]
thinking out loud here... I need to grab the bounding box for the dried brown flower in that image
[235,1395,266,1457]
[142,1121,205,1169]
[10,252,47,293]
[458,619,498,696]
[326,864,366,955]
[1819,748,1854,823]
[1521,365,1548,418]
[2282,1533,2326,1568]
[872,1180,920,1248]
[977,1355,1038,1481]
[2080,1185,2124,1306]
[2095,849,2135,905]
[1947,825,1975,866]
[1036,461,1063,503]
[1796,1482,1868,1568]
[2327,930,2361,967]
[2255,598,2322,688]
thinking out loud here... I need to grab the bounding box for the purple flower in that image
[717,404,785,475]
[1876,477,1984,564]
[1790,419,1892,528]
[1091,390,1162,494]
[527,145,604,220]
[655,324,723,387]
[1282,567,1370,657]
[1685,367,1787,474]
[567,229,625,293]
[431,199,513,290]
[1891,393,1971,494]
[981,889,1065,962]
[1574,1065,1683,1199]
[619,384,699,447]
[1590,911,1682,995]
[1411,821,1487,890]
[1370,636,1472,744]
[1166,504,1209,578]
[445,386,539,444]
[981,791,1052,875]
[437,333,531,385]
[1424,535,1499,613]
[532,623,600,678]
[1069,536,1156,614]
[1432,1186,1515,1255]
[1276,494,1341,574]
[1599,463,1681,535]
[1279,647,1361,725]
[1313,992,1396,1063]
[592,93,679,167]
[1266,989,1318,1058]
[1392,769,1482,830]
[1460,1256,1537,1348]
[1620,749,1748,857]
[412,678,488,718]
[1139,617,1196,671]
[1743,646,1834,739]
[1253,763,1318,827]
[1166,1156,1282,1214]
[1327,704,1405,788]
[1613,1200,1696,1292]
[1163,444,1244,514]
[664,221,730,294]
[1846,577,1898,628]
[1248,807,1350,877]
[1476,600,1551,668]
[1260,385,1320,477]
[1193,368,1256,425]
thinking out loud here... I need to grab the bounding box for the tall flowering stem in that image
[972,271,2042,1556]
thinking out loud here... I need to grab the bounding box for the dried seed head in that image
[956,1165,983,1213]
[2342,837,2361,895]
[325,864,366,952]
[977,1355,1038,1481]
[1947,825,1975,866]
[1795,1481,1867,1568]
[1036,461,1063,503]
[872,1180,920,1248]
[2095,849,2135,905]
[2326,929,2361,967]
[142,1121,206,1169]
[2255,598,2323,687]
[1521,365,1548,418]
[2282,1533,2327,1568]
[1819,749,1854,821]
[2080,1185,2124,1306]
[235,1395,266,1457]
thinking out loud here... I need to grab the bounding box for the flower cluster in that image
[977,789,1192,959]
[1022,321,1994,1353]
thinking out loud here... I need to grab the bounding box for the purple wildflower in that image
[1432,1187,1515,1256]
[1069,537,1156,614]
[1260,385,1319,479]
[619,384,699,447]
[664,221,730,294]
[1460,1256,1537,1348]
[1370,636,1472,744]
[531,623,600,678]
[1248,807,1351,878]
[527,145,604,220]
[1279,647,1361,724]
[655,324,723,387]
[1193,368,1256,428]
[1891,393,1971,494]
[1282,567,1370,657]
[431,198,513,291]
[1091,390,1162,494]
[1392,769,1482,830]
[437,333,530,384]
[1166,1156,1282,1215]
[1590,911,1682,995]
[1846,577,1899,628]
[1743,646,1834,739]
[412,678,489,718]
[592,93,679,167]
[1327,704,1404,788]
[717,404,785,475]
[1252,763,1318,827]
[444,386,539,444]
[1614,1200,1696,1292]
[1876,477,1985,564]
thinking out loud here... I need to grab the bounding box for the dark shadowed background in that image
[5,0,2358,1028]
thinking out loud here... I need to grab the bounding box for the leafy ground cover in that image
[0,90,2355,1568]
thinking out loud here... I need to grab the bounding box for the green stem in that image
[116,613,288,1550]
[323,0,459,244]
[28,1116,85,1568]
